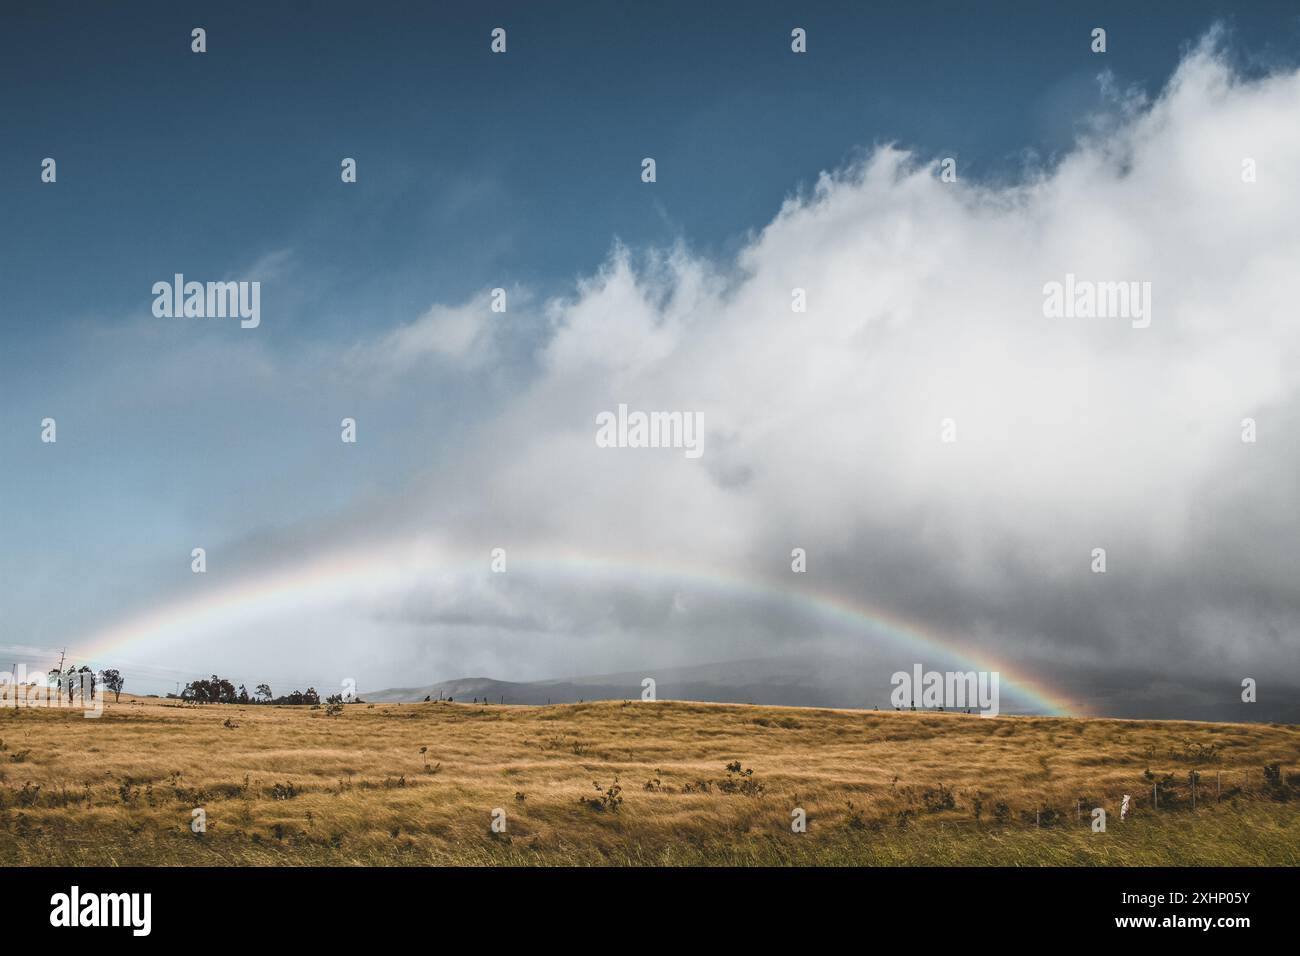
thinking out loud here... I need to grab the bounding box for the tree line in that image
[177,676,347,707]
[38,666,339,708]
[45,665,126,702]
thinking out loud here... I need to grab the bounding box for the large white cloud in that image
[429,37,1300,682]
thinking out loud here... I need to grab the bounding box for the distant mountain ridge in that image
[360,656,1300,722]
[361,657,860,707]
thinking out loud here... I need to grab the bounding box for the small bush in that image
[844,800,868,831]
[584,776,623,812]
[1173,740,1221,764]
[921,784,956,812]
[1021,806,1060,827]
[718,761,765,795]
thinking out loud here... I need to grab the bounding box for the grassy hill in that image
[1,695,1297,865]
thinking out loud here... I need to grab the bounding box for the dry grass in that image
[1,695,1297,865]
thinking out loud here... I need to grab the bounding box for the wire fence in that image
[1050,765,1294,828]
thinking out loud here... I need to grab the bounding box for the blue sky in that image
[3,2,1300,715]
[6,0,1297,331]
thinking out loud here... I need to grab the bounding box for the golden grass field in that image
[1,694,1298,866]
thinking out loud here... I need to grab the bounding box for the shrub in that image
[1022,806,1060,827]
[683,762,765,796]
[718,761,764,795]
[1173,740,1221,764]
[1262,764,1293,801]
[921,784,956,812]
[844,800,868,830]
[584,776,623,812]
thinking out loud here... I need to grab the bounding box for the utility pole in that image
[53,647,66,702]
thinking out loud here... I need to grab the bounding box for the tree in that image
[100,669,126,702]
[78,665,96,701]
[213,675,236,703]
[237,684,250,704]
[182,675,238,704]
[269,687,321,706]
[255,683,272,703]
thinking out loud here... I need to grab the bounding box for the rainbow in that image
[64,543,1082,715]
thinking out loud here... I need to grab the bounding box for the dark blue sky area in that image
[3,1,1299,346]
